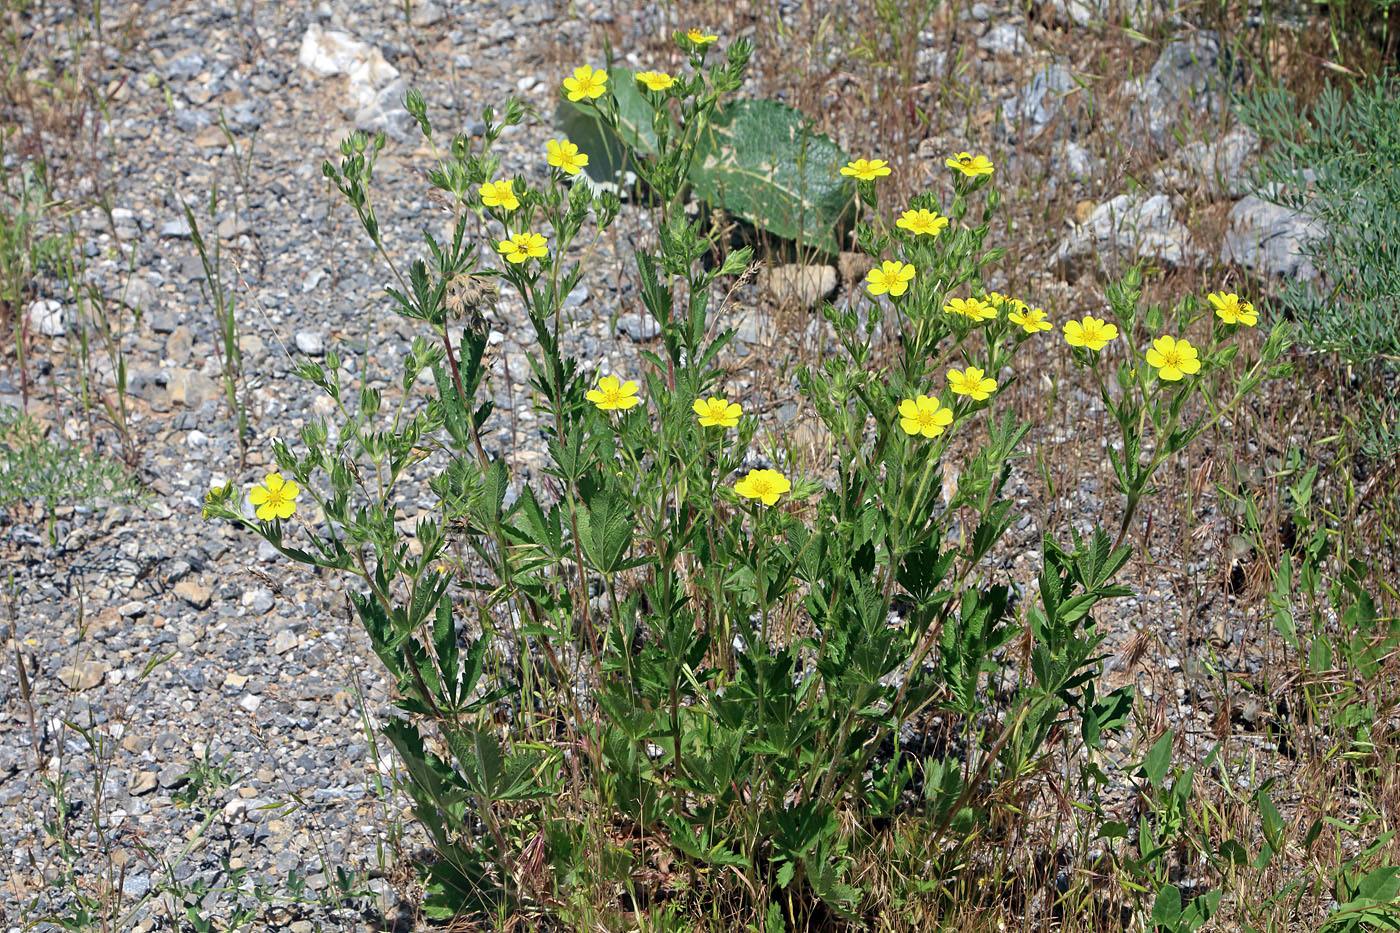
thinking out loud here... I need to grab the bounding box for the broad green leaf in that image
[690,98,855,256]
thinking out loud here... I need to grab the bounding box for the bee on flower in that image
[496,232,548,264]
[1009,305,1053,334]
[1207,292,1258,327]
[946,151,994,177]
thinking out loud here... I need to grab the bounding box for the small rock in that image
[167,368,218,408]
[1002,65,1076,142]
[271,629,299,655]
[239,694,262,713]
[1221,194,1321,281]
[410,0,445,27]
[166,325,193,365]
[978,23,1026,55]
[121,873,151,898]
[165,49,205,80]
[26,299,67,337]
[57,660,107,691]
[1152,127,1258,197]
[158,764,189,790]
[216,215,250,239]
[614,314,661,342]
[223,797,249,822]
[160,217,193,237]
[1051,191,1196,279]
[759,264,839,308]
[130,771,159,795]
[1122,31,1236,148]
[173,580,213,609]
[241,587,275,615]
[294,331,325,356]
[118,600,147,618]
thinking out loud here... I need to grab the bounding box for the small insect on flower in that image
[495,232,548,264]
[1144,335,1201,381]
[898,395,954,438]
[944,297,997,322]
[562,65,608,102]
[946,151,995,177]
[636,71,676,92]
[1064,316,1119,351]
[1009,305,1053,334]
[693,396,742,428]
[546,139,589,175]
[479,180,519,211]
[686,28,719,46]
[841,158,892,181]
[947,366,998,401]
[895,208,949,237]
[734,468,791,506]
[866,260,916,297]
[586,374,641,411]
[1207,292,1258,327]
[248,472,299,521]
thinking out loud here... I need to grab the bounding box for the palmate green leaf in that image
[578,486,637,574]
[691,99,855,256]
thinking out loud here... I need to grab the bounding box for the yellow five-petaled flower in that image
[896,208,949,237]
[944,297,997,322]
[479,180,519,211]
[686,28,719,46]
[563,65,608,102]
[1009,305,1053,334]
[586,374,641,411]
[946,151,994,177]
[947,366,997,401]
[898,395,953,438]
[546,139,589,175]
[496,232,548,264]
[841,158,892,181]
[1207,292,1258,327]
[636,71,676,92]
[693,396,742,428]
[249,472,299,521]
[1144,335,1201,381]
[866,260,916,297]
[1064,316,1119,351]
[735,468,791,506]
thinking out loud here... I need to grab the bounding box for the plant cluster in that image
[201,32,1290,929]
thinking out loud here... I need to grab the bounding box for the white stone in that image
[26,299,66,336]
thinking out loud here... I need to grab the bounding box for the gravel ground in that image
[0,0,1313,929]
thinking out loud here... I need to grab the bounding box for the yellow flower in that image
[734,468,791,506]
[586,374,641,411]
[866,260,916,297]
[1064,316,1119,351]
[841,158,892,181]
[562,65,608,102]
[636,71,675,92]
[495,232,548,264]
[898,395,954,438]
[987,292,1026,314]
[546,139,589,175]
[944,297,997,322]
[1144,335,1201,381]
[693,396,742,428]
[946,151,994,177]
[479,180,519,211]
[895,208,948,237]
[947,366,997,401]
[1207,292,1258,327]
[686,28,718,46]
[1009,305,1053,334]
[248,472,299,521]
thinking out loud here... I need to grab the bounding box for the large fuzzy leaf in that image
[690,98,855,256]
